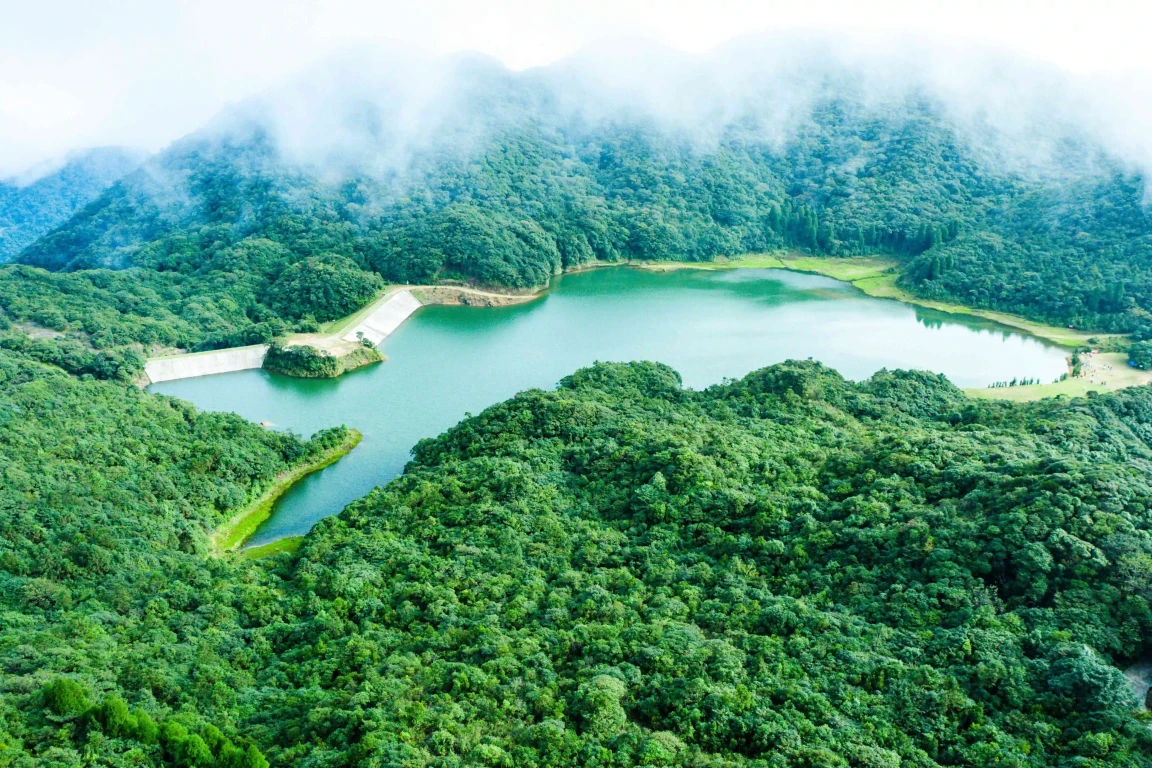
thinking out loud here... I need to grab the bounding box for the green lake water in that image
[150,267,1070,546]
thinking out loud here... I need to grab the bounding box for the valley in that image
[150,265,1075,548]
[4,33,1152,768]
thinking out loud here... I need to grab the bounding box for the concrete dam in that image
[144,291,424,383]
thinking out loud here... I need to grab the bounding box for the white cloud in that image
[1,0,1150,176]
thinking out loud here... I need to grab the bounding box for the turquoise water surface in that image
[150,267,1069,545]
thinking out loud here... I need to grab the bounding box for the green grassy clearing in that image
[965,378,1104,402]
[966,353,1152,402]
[241,536,304,560]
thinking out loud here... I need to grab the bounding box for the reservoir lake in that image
[150,267,1070,546]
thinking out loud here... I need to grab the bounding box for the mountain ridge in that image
[0,146,145,261]
[10,45,1150,346]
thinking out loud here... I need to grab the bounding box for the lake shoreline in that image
[211,428,362,554]
[634,255,1152,400]
[162,266,1082,549]
[144,285,542,384]
[635,253,1104,349]
[147,255,1147,399]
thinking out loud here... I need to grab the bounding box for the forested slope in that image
[2,49,1151,358]
[6,355,1152,766]
[0,345,351,766]
[0,147,143,261]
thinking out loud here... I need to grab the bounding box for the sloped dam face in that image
[150,267,1069,545]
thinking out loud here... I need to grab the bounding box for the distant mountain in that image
[7,41,1152,352]
[0,147,145,261]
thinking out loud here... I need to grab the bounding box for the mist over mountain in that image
[8,37,1152,353]
[0,146,145,262]
[9,23,1152,768]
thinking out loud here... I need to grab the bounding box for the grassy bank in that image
[212,428,362,554]
[966,352,1152,402]
[640,254,1101,348]
[147,343,268,362]
[637,253,1152,402]
[241,536,304,560]
[964,378,1104,402]
[638,254,789,273]
[318,287,395,336]
[844,272,1103,348]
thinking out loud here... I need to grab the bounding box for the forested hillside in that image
[0,343,351,766]
[0,147,143,261]
[0,48,1149,357]
[5,354,1152,766]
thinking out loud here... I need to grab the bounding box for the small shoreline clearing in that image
[241,535,305,560]
[964,350,1152,402]
[211,428,362,554]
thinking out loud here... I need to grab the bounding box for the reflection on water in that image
[151,267,1069,544]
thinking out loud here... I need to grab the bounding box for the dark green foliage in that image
[0,262,260,352]
[263,341,381,378]
[3,61,1149,348]
[0,345,346,593]
[0,331,143,381]
[266,253,383,322]
[0,343,341,765]
[2,55,1151,766]
[1130,340,1152,370]
[6,349,1152,765]
[269,361,1152,765]
[134,709,160,744]
[262,341,341,377]
[0,147,143,261]
[42,679,89,718]
[92,695,132,737]
[198,317,297,351]
[367,203,563,288]
[0,251,337,355]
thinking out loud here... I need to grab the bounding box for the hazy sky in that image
[2,0,1151,176]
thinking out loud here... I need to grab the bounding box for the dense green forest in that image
[0,342,353,766]
[1,55,1151,359]
[1130,341,1152,370]
[3,49,1152,767]
[0,147,143,261]
[5,349,1152,766]
[262,340,382,378]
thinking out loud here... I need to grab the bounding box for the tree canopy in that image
[5,350,1152,766]
[3,58,1151,355]
[2,51,1152,768]
[266,254,383,322]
